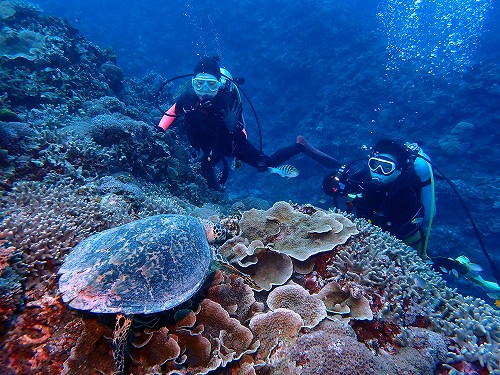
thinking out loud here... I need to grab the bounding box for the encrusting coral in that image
[249,308,303,361]
[1,197,499,374]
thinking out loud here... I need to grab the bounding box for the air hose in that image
[155,74,264,156]
[408,150,500,285]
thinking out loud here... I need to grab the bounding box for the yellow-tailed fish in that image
[268,164,299,178]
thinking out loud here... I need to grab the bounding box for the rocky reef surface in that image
[1,2,499,374]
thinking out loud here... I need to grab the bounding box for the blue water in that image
[25,0,500,301]
[33,0,498,75]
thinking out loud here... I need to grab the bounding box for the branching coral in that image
[0,180,122,373]
[2,196,499,374]
[314,218,500,373]
[0,181,117,299]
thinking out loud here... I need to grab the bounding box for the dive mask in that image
[368,156,396,175]
[192,74,221,96]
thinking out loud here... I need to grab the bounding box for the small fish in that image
[495,300,500,308]
[455,255,483,275]
[413,275,427,288]
[268,164,299,178]
[467,263,483,274]
[431,257,469,276]
[411,217,423,225]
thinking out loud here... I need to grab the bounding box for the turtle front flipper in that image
[112,313,133,375]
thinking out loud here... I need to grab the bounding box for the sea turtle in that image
[58,214,227,374]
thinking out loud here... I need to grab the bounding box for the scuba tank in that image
[405,142,436,258]
[407,143,436,223]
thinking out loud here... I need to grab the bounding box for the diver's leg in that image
[296,135,342,169]
[234,140,270,171]
[266,144,303,167]
[201,155,225,191]
[235,137,340,170]
[235,140,305,170]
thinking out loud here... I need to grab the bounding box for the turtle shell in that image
[58,214,213,314]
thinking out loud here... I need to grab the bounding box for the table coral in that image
[239,201,358,261]
[0,28,46,61]
[2,194,499,374]
[314,280,373,320]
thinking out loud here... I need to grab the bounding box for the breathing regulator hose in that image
[406,146,500,285]
[155,74,264,156]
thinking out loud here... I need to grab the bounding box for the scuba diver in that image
[322,139,433,257]
[156,56,340,191]
[322,139,500,303]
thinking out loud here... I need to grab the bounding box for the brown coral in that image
[267,284,327,328]
[239,249,294,291]
[61,317,115,375]
[249,308,303,360]
[195,298,254,360]
[239,201,358,261]
[131,327,181,371]
[207,270,257,322]
[314,280,373,320]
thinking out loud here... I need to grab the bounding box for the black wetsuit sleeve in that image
[174,90,197,116]
[345,170,371,195]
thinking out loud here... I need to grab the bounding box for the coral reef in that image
[239,201,358,261]
[0,179,121,373]
[0,1,119,112]
[266,284,327,328]
[0,28,46,61]
[1,3,499,373]
[1,199,499,374]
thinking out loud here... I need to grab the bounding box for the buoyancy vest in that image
[408,144,436,224]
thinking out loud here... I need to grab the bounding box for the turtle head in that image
[199,218,227,243]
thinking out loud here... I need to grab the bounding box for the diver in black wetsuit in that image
[322,139,427,255]
[157,56,340,191]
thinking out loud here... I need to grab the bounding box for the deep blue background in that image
[29,0,500,300]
